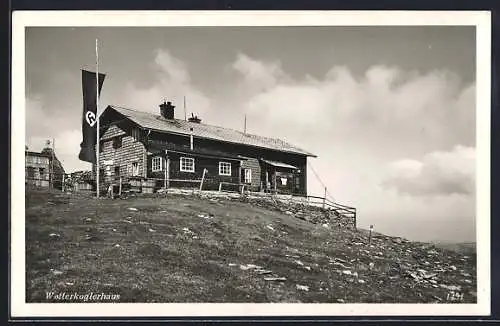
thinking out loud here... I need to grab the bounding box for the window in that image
[39,168,47,180]
[180,157,195,173]
[132,128,141,142]
[114,166,120,176]
[152,156,162,172]
[219,162,231,176]
[131,162,139,176]
[244,168,252,184]
[113,137,122,149]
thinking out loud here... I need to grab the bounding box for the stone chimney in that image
[159,100,176,120]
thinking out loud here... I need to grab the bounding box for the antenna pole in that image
[184,96,187,121]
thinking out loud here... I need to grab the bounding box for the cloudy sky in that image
[25,26,476,243]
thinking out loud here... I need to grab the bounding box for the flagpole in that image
[96,38,100,199]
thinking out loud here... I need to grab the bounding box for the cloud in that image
[234,62,475,154]
[383,145,475,197]
[153,49,191,85]
[120,49,211,119]
[232,53,288,92]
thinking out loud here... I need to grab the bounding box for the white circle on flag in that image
[85,111,97,127]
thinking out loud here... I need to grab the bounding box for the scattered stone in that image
[49,233,60,238]
[322,223,329,229]
[228,263,237,267]
[296,284,309,291]
[148,228,156,232]
[358,279,366,284]
[295,260,304,266]
[337,298,345,303]
[128,207,138,211]
[257,270,273,275]
[123,220,132,224]
[51,269,63,275]
[84,217,92,223]
[266,225,275,231]
[112,228,117,232]
[66,282,74,286]
[239,264,261,271]
[114,244,120,248]
[264,277,287,282]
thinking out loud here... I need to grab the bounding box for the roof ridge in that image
[110,104,292,144]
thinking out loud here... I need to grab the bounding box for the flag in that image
[78,69,106,163]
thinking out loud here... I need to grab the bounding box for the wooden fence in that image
[60,172,357,228]
[304,195,357,227]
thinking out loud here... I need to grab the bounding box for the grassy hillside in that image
[25,189,477,303]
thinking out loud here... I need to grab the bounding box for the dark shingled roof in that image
[105,105,317,157]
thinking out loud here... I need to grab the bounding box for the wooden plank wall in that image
[98,124,146,184]
[240,157,261,192]
[148,152,241,190]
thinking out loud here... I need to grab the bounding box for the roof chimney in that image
[159,100,175,120]
[188,112,202,124]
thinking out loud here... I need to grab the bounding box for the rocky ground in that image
[25,188,476,303]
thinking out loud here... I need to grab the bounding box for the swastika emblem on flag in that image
[85,111,97,127]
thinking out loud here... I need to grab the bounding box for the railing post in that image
[369,225,373,245]
[119,176,122,196]
[164,164,167,191]
[166,151,170,189]
[322,187,327,210]
[200,168,207,191]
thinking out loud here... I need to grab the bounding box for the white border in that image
[11,10,491,318]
